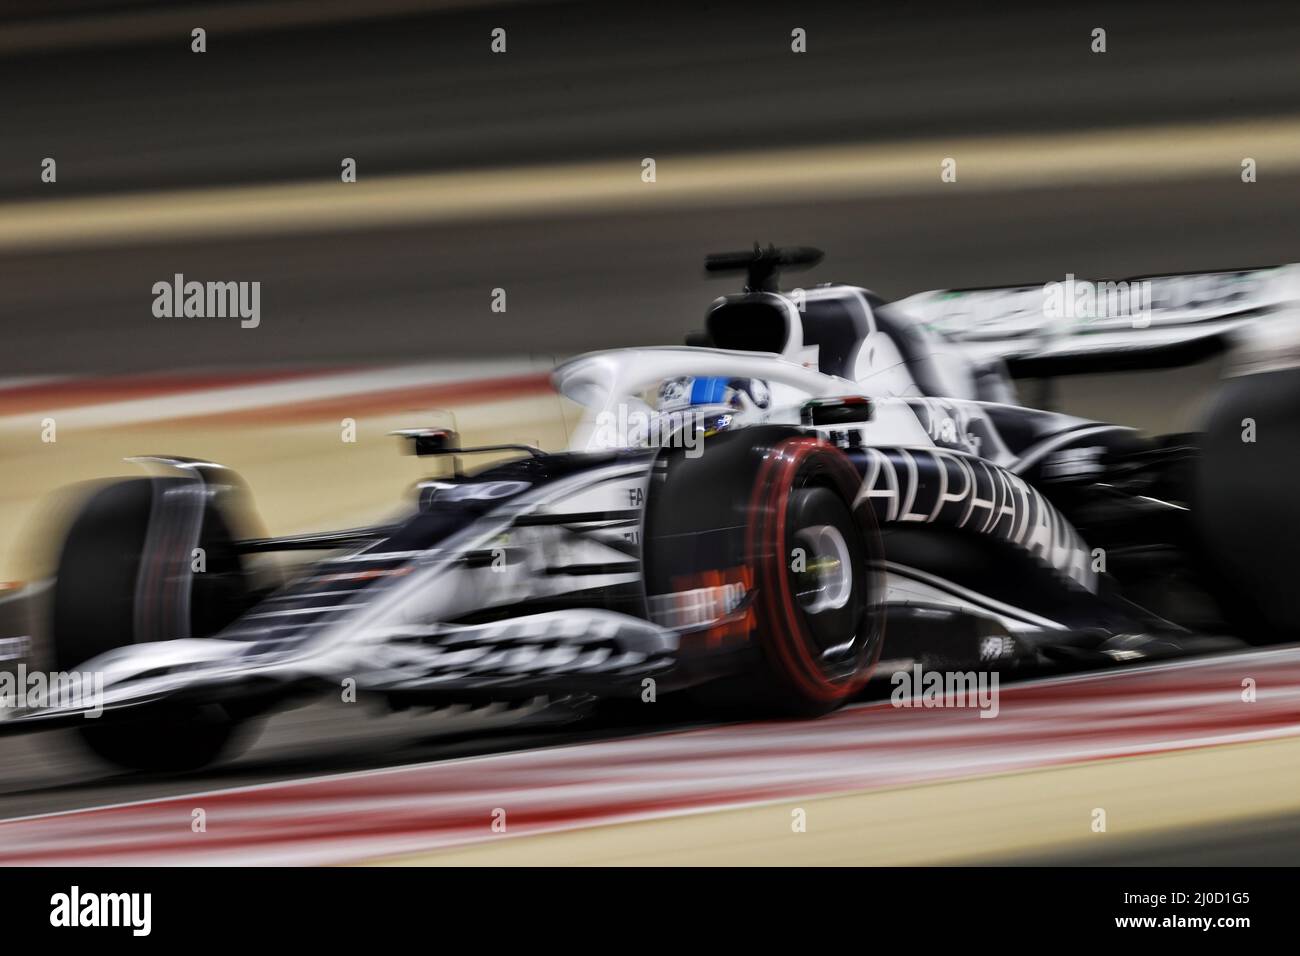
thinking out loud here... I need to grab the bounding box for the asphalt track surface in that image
[3,646,1300,864]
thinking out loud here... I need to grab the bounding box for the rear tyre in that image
[50,478,257,772]
[1193,367,1300,644]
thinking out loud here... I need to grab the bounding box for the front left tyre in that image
[50,477,259,772]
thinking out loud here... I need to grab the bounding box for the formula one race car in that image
[3,245,1299,771]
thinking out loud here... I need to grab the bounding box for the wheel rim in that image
[792,524,853,614]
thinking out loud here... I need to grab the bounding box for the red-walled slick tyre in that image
[644,427,884,717]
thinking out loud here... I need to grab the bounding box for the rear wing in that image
[892,264,1300,377]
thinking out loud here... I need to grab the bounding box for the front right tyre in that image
[644,427,884,716]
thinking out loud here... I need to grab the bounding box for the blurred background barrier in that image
[1,0,1299,375]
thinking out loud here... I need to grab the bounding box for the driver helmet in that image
[655,376,771,437]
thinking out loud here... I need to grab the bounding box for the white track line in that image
[0,360,548,431]
[3,117,1298,252]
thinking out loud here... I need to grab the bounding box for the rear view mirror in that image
[801,396,874,427]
